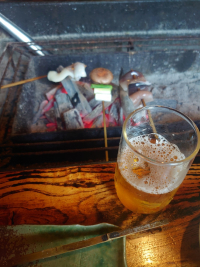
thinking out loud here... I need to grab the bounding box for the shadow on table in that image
[181,214,200,266]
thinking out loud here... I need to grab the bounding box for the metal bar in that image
[0,48,14,88]
[2,36,199,56]
[0,49,23,142]
[0,146,119,157]
[12,45,32,58]
[6,36,200,50]
[10,35,200,45]
[7,38,134,46]
[0,137,120,148]
[0,43,9,66]
[0,48,15,141]
[0,13,47,56]
[1,53,22,141]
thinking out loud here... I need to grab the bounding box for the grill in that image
[0,30,200,171]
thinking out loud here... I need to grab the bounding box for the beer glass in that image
[114,106,200,214]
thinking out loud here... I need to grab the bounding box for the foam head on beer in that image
[115,133,188,213]
[119,134,186,194]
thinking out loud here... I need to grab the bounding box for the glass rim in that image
[123,105,200,166]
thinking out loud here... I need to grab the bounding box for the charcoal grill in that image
[0,39,132,171]
[0,2,200,171]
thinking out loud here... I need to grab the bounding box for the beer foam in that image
[119,134,186,194]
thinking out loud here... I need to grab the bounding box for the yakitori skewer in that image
[120,69,157,136]
[1,62,88,90]
[89,67,114,163]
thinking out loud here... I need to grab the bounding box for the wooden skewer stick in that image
[140,98,157,135]
[0,75,47,89]
[138,88,158,137]
[102,101,109,162]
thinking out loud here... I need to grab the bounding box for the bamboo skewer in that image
[0,75,47,89]
[140,98,157,135]
[102,101,109,162]
[138,88,158,137]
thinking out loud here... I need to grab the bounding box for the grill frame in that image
[0,38,200,171]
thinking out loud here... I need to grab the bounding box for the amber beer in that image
[114,134,189,214]
[115,163,180,214]
[114,106,200,214]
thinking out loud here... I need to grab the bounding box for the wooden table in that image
[0,160,200,267]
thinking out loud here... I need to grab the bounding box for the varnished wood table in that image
[0,159,200,266]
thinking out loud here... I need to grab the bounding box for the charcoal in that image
[61,77,92,117]
[119,107,124,126]
[55,88,63,95]
[71,92,81,107]
[88,98,101,109]
[76,91,92,117]
[83,83,94,93]
[91,115,103,128]
[63,108,84,130]
[120,86,135,118]
[46,86,58,101]
[32,110,42,125]
[61,77,77,98]
[111,84,120,100]
[110,100,120,124]
[32,100,48,124]
[44,109,56,123]
[54,102,64,130]
[83,101,111,124]
[55,93,73,114]
[76,83,94,101]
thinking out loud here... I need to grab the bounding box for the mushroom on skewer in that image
[119,70,150,92]
[119,69,153,109]
[90,67,113,84]
[90,67,114,102]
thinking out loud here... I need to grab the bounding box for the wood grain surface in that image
[0,162,200,266]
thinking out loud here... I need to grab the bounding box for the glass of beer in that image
[114,106,200,214]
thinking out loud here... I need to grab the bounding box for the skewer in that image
[119,68,157,137]
[138,88,158,137]
[0,75,47,89]
[102,101,109,162]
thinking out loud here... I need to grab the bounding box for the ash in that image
[148,70,200,121]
